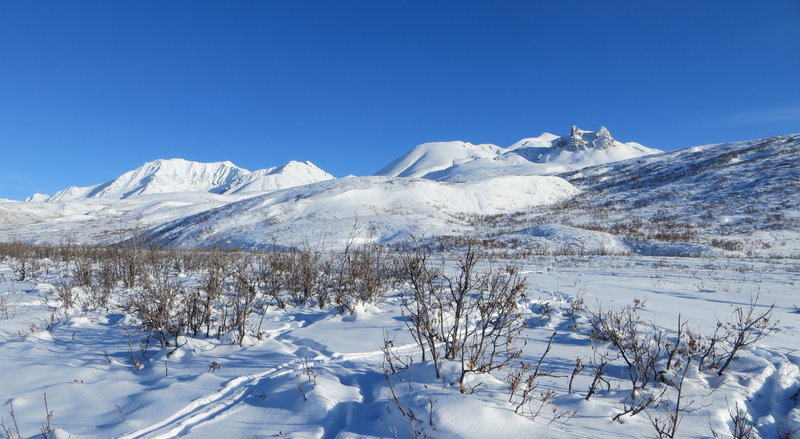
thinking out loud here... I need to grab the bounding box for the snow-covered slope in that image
[497,133,800,256]
[145,175,579,249]
[376,141,507,178]
[0,192,246,245]
[42,158,333,202]
[3,132,797,256]
[23,193,49,202]
[226,160,335,194]
[377,126,661,181]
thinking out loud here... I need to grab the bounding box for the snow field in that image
[0,249,798,438]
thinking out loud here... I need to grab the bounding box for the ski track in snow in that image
[117,358,303,439]
[743,349,800,438]
[117,343,420,438]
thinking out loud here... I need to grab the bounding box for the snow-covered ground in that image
[1,252,798,438]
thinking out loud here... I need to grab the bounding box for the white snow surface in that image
[43,158,333,202]
[148,175,580,249]
[0,174,579,249]
[24,193,49,202]
[1,255,798,438]
[376,127,661,181]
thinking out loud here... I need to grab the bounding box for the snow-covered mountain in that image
[39,158,333,202]
[225,160,335,194]
[2,131,797,257]
[24,193,49,202]
[497,133,800,256]
[376,126,661,181]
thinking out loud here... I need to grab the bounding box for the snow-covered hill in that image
[376,126,661,181]
[39,158,333,202]
[2,131,797,257]
[225,160,335,194]
[145,174,579,249]
[496,133,800,257]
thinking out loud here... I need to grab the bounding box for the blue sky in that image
[1,1,798,200]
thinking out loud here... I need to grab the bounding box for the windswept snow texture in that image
[44,158,333,202]
[376,126,661,181]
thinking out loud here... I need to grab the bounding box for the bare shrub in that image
[231,256,260,346]
[399,245,528,386]
[644,354,694,439]
[458,264,527,385]
[115,246,142,289]
[286,249,320,307]
[198,252,229,338]
[53,275,77,314]
[507,332,557,417]
[8,246,41,281]
[72,256,93,288]
[399,249,443,377]
[125,277,185,351]
[257,250,289,310]
[590,303,663,399]
[334,243,394,313]
[715,297,776,375]
[710,400,756,439]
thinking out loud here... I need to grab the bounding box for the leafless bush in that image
[40,393,54,439]
[72,256,93,288]
[90,258,117,309]
[53,275,77,314]
[381,356,427,439]
[124,277,185,351]
[507,332,558,418]
[715,297,776,375]
[399,245,528,386]
[0,296,13,320]
[257,251,289,310]
[590,303,663,398]
[231,256,260,346]
[584,352,611,401]
[710,400,756,439]
[9,250,40,281]
[334,244,394,313]
[198,252,228,338]
[286,249,320,307]
[644,354,694,439]
[1,401,22,439]
[399,249,443,376]
[458,263,527,385]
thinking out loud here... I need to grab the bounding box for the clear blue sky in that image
[1,1,798,200]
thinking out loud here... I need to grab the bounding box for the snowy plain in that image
[0,254,798,438]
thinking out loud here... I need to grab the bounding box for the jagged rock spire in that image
[555,126,616,150]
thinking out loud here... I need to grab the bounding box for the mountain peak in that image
[376,126,661,181]
[36,158,332,202]
[554,126,617,151]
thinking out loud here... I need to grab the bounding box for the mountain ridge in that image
[375,126,661,181]
[35,158,334,202]
[4,130,797,257]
